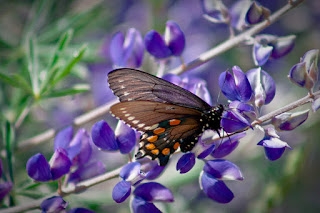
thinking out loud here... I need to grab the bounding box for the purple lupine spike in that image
[115,121,136,154]
[40,196,68,213]
[219,66,252,103]
[112,180,132,203]
[49,148,72,180]
[91,120,118,151]
[176,153,196,174]
[272,110,309,131]
[26,153,52,182]
[133,182,174,202]
[200,171,234,203]
[247,67,276,106]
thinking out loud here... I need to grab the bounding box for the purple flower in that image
[253,34,296,66]
[229,0,251,31]
[221,101,255,133]
[257,128,292,161]
[201,0,229,24]
[163,73,212,105]
[144,20,185,58]
[110,28,144,68]
[49,148,72,180]
[0,182,13,201]
[26,153,52,182]
[176,153,196,174]
[219,66,253,103]
[272,110,309,131]
[247,67,276,107]
[40,196,68,213]
[200,160,243,203]
[288,49,319,91]
[245,2,270,25]
[112,161,164,203]
[211,133,245,158]
[131,182,174,212]
[91,120,136,154]
[68,208,95,213]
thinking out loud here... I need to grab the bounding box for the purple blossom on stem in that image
[245,1,270,25]
[200,0,229,24]
[144,21,185,58]
[110,28,144,68]
[272,110,309,131]
[257,128,292,161]
[40,196,68,213]
[200,160,243,203]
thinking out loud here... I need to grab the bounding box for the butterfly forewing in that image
[108,68,211,111]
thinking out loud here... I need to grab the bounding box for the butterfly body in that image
[108,68,224,166]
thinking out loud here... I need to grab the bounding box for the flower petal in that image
[221,111,251,133]
[200,171,234,203]
[91,120,118,151]
[211,138,240,158]
[0,182,13,201]
[112,180,132,203]
[49,148,72,180]
[66,129,86,160]
[133,182,174,202]
[288,62,307,87]
[120,162,141,181]
[176,153,196,174]
[68,161,106,184]
[68,208,95,213]
[54,126,73,151]
[164,21,185,56]
[40,196,68,213]
[144,30,172,58]
[26,153,52,182]
[131,197,161,213]
[245,2,266,25]
[253,42,273,66]
[219,71,239,101]
[72,130,92,166]
[115,121,136,154]
[123,28,144,68]
[258,137,291,161]
[271,35,296,59]
[203,159,244,181]
[110,32,125,67]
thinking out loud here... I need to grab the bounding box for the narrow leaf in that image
[43,84,90,98]
[0,72,21,88]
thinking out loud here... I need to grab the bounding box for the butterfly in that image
[108,68,224,166]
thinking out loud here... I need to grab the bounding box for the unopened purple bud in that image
[144,30,171,58]
[272,110,309,131]
[288,62,307,87]
[0,182,13,201]
[245,2,270,25]
[201,0,229,24]
[164,21,185,56]
[26,153,52,182]
[271,35,296,59]
[176,153,196,174]
[49,148,72,180]
[91,120,118,151]
[247,67,276,106]
[40,196,68,213]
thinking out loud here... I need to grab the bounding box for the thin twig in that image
[17,0,304,150]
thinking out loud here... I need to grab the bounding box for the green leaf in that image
[43,84,90,98]
[0,72,21,88]
[51,45,87,86]
[2,121,15,183]
[26,37,40,96]
[16,190,50,199]
[11,74,33,94]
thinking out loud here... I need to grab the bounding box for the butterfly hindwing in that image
[108,68,211,111]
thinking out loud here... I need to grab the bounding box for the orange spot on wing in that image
[169,119,181,126]
[147,135,158,142]
[153,127,165,135]
[173,142,180,150]
[151,149,159,155]
[145,143,155,150]
[162,148,170,155]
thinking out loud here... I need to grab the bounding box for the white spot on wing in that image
[138,123,146,128]
[128,116,135,121]
[132,120,139,124]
